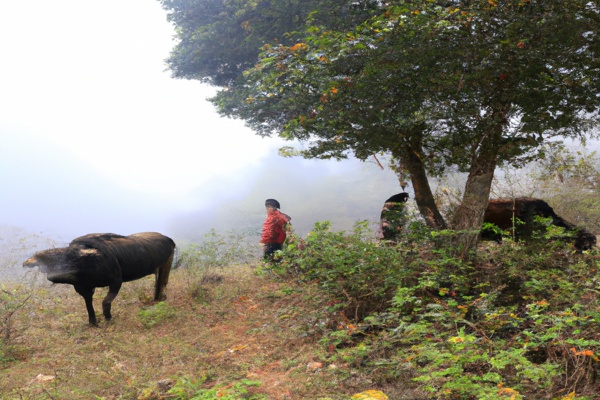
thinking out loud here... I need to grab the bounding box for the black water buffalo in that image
[482,198,596,251]
[23,232,176,326]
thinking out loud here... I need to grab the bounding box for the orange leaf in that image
[289,43,307,51]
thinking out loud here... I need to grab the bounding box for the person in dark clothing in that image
[380,192,409,242]
[260,199,291,261]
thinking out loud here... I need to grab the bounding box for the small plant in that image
[138,301,177,328]
[0,285,32,364]
[168,376,266,400]
[480,221,504,243]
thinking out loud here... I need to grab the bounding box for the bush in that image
[273,220,600,398]
[365,242,600,398]
[177,229,260,301]
[0,285,31,364]
[275,220,420,320]
[179,228,259,270]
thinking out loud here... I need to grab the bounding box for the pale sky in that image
[0,0,279,204]
[0,0,401,244]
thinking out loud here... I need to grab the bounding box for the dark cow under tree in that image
[482,198,596,251]
[23,232,176,326]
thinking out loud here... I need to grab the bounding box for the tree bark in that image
[403,147,447,229]
[395,130,447,230]
[450,105,509,253]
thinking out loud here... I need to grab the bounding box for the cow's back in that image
[71,232,175,282]
[111,232,175,282]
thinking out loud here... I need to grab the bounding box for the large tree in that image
[160,0,380,86]
[161,0,600,244]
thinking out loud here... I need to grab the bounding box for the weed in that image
[138,301,177,328]
[168,376,266,399]
[0,285,33,364]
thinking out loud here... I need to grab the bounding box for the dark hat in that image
[385,192,409,203]
[265,199,280,209]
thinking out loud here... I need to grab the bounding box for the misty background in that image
[0,0,403,280]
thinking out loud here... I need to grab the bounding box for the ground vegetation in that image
[2,222,600,399]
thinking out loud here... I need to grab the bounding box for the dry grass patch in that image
[1,265,375,399]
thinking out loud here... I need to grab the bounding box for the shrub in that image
[0,285,32,364]
[177,229,260,301]
[363,241,600,398]
[276,220,418,320]
[274,220,600,398]
[179,228,259,270]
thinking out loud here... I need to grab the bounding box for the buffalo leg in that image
[102,282,122,321]
[154,254,174,300]
[74,285,97,326]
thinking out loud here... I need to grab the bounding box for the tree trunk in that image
[450,105,509,253]
[403,147,447,229]
[394,130,447,230]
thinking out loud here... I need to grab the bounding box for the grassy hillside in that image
[3,222,600,399]
[1,264,417,399]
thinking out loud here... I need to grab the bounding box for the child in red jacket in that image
[260,198,291,261]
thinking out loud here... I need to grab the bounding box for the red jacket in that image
[260,210,291,244]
